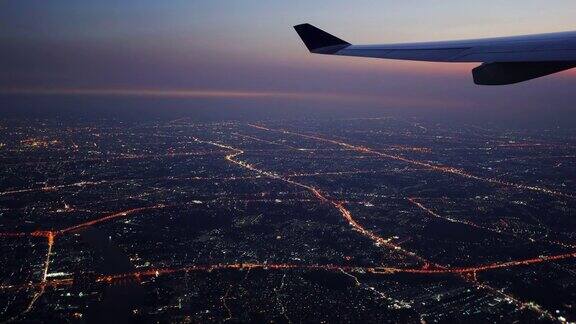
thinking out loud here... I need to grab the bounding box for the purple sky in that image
[2,0,576,115]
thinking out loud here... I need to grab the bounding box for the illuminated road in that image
[0,205,167,318]
[2,180,563,320]
[408,197,576,250]
[192,134,566,321]
[0,232,27,238]
[19,231,55,316]
[241,126,567,320]
[3,250,575,291]
[1,122,573,322]
[0,150,231,169]
[248,124,574,199]
[0,181,106,197]
[194,137,429,264]
[58,205,167,235]
[84,250,576,284]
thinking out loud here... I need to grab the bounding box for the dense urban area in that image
[1,116,575,322]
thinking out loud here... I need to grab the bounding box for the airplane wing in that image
[294,23,576,85]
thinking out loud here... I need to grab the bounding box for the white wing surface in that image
[294,23,576,85]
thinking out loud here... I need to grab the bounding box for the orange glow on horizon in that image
[0,87,472,108]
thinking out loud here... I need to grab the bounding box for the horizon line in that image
[0,87,471,108]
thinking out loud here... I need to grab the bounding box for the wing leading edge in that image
[294,23,576,85]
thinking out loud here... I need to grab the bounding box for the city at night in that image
[2,1,576,323]
[1,116,575,322]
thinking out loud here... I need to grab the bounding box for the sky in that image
[2,0,576,122]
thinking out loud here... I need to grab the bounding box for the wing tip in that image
[294,23,350,54]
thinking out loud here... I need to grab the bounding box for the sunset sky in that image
[2,0,576,116]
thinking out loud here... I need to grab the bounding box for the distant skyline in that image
[2,0,576,114]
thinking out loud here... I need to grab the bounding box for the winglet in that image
[294,24,351,54]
